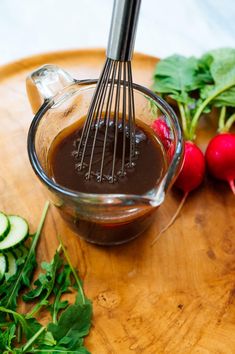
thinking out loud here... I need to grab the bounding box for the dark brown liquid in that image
[48,119,166,195]
[48,119,167,244]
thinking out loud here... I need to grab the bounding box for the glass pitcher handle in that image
[26,64,75,114]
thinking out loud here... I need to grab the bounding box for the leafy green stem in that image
[57,235,86,305]
[17,324,22,343]
[184,103,191,125]
[177,102,189,138]
[21,326,46,353]
[225,112,235,132]
[26,300,48,319]
[0,322,12,327]
[0,306,28,330]
[3,348,12,353]
[190,83,235,139]
[5,201,50,309]
[218,106,227,132]
[52,289,63,324]
[31,350,81,353]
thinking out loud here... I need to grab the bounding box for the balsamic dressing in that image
[48,119,167,195]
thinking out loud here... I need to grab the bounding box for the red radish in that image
[151,116,171,149]
[174,141,205,193]
[151,141,205,246]
[151,117,174,161]
[205,133,235,194]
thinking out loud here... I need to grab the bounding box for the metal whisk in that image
[74,0,141,183]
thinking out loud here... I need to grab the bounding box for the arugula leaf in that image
[50,264,72,323]
[23,250,62,317]
[24,317,44,340]
[0,323,16,351]
[22,242,92,352]
[0,306,42,340]
[38,331,57,347]
[0,249,37,311]
[57,234,86,306]
[0,260,37,321]
[48,301,92,344]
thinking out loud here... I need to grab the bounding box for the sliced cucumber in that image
[0,215,28,251]
[0,253,7,281]
[0,212,10,241]
[5,252,17,280]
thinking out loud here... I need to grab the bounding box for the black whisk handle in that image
[106,0,141,61]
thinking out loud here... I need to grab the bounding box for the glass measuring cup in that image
[27,65,183,245]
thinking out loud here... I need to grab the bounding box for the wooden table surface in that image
[0,49,235,354]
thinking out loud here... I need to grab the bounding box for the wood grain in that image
[0,49,235,354]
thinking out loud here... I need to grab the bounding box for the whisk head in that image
[73,58,137,183]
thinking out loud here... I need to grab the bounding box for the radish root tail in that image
[229,179,235,195]
[151,192,189,247]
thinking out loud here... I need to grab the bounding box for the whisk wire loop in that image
[75,58,136,183]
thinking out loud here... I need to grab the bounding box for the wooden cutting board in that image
[0,49,235,354]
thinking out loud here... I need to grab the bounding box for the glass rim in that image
[27,79,183,204]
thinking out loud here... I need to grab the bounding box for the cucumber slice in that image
[0,216,28,251]
[5,252,17,280]
[0,253,7,281]
[0,212,10,241]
